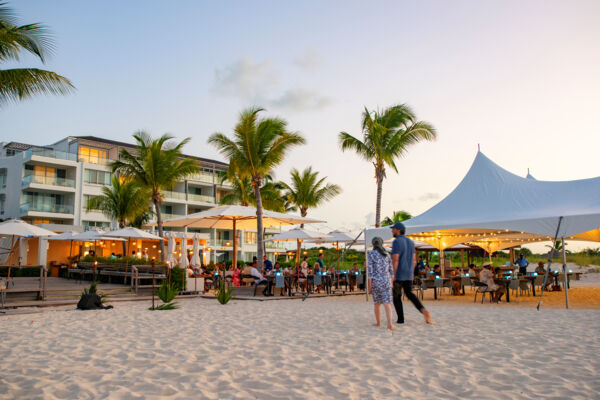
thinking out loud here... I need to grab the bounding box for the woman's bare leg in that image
[383,303,394,330]
[373,303,381,327]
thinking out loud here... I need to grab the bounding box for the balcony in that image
[187,172,216,184]
[188,193,216,204]
[20,202,74,215]
[24,148,78,163]
[79,156,111,165]
[22,174,76,189]
[163,190,187,201]
[161,213,185,221]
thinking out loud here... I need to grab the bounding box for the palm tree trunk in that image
[154,197,166,262]
[375,177,383,228]
[298,209,307,266]
[253,179,264,270]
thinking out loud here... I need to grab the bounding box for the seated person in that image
[349,263,361,291]
[263,255,274,275]
[432,264,442,277]
[479,263,504,303]
[415,256,427,276]
[109,252,117,260]
[467,263,478,277]
[535,262,546,275]
[251,261,273,296]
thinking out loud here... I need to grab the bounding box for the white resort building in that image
[0,136,284,263]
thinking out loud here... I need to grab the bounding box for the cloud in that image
[417,192,441,201]
[212,58,278,102]
[270,88,332,110]
[293,47,323,71]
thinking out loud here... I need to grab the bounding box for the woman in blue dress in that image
[368,236,394,330]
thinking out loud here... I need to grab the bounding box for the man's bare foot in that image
[423,309,432,324]
[387,324,394,331]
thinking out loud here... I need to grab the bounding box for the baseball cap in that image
[390,222,405,230]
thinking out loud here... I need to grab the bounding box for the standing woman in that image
[368,237,394,330]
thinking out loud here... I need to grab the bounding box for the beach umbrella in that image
[191,233,201,268]
[166,232,177,268]
[163,205,323,270]
[266,228,332,267]
[18,237,28,266]
[48,231,81,265]
[103,228,164,284]
[179,233,189,269]
[0,220,56,284]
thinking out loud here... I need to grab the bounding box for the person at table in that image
[432,264,442,277]
[516,253,529,275]
[109,252,117,260]
[263,255,274,275]
[479,263,504,303]
[368,236,395,330]
[349,263,361,291]
[295,263,308,292]
[415,256,426,276]
[535,262,546,275]
[390,222,432,325]
[317,253,325,271]
[467,264,478,277]
[232,264,241,287]
[251,261,273,296]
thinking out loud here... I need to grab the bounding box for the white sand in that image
[1,296,599,400]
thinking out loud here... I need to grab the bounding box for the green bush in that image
[216,281,233,305]
[79,255,166,265]
[152,280,179,310]
[170,266,186,292]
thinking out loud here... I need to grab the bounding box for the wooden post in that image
[461,249,465,269]
[232,218,237,270]
[151,259,155,310]
[509,248,515,265]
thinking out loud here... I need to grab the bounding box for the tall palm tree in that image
[86,176,151,228]
[339,104,436,227]
[0,3,74,106]
[209,107,305,268]
[381,210,413,227]
[281,166,341,265]
[111,132,200,260]
[219,171,289,212]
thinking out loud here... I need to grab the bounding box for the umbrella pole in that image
[296,239,301,268]
[8,235,14,287]
[232,218,237,270]
[562,237,569,309]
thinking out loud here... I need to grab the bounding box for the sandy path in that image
[1,296,599,399]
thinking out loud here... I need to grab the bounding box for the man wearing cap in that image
[516,254,529,275]
[390,222,431,324]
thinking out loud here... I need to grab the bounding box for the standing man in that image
[263,255,274,274]
[516,253,529,275]
[390,222,431,324]
[317,253,325,271]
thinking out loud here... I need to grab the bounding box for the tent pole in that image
[460,249,464,269]
[363,229,368,302]
[440,249,445,278]
[562,237,569,309]
[232,218,237,270]
[537,216,563,311]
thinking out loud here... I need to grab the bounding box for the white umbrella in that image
[163,205,323,270]
[267,228,332,267]
[179,233,189,269]
[166,232,177,268]
[191,233,201,268]
[0,220,56,283]
[305,229,353,243]
[18,237,28,266]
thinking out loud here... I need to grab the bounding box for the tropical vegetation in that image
[381,210,413,226]
[0,3,74,106]
[111,132,200,260]
[208,107,305,268]
[218,171,290,212]
[339,104,436,227]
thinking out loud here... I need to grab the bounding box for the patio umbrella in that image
[191,233,201,268]
[266,228,332,267]
[103,228,164,284]
[0,220,56,284]
[179,233,189,269]
[163,205,323,270]
[48,231,80,265]
[166,232,177,268]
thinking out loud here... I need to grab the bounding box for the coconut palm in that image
[0,3,74,106]
[86,176,151,228]
[281,166,341,265]
[111,132,200,260]
[381,210,413,227]
[218,171,289,212]
[339,104,436,227]
[208,107,305,268]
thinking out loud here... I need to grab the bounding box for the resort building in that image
[0,136,285,263]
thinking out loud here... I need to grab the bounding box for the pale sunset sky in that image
[1,1,599,249]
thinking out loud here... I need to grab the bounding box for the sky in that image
[1,1,599,250]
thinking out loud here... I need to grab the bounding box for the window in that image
[0,169,6,188]
[244,232,257,244]
[78,146,108,164]
[82,220,110,229]
[0,194,5,215]
[6,149,16,156]
[83,194,101,211]
[190,187,202,195]
[84,169,110,185]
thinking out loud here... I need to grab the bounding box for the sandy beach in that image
[1,291,599,399]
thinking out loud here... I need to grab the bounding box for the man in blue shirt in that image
[263,255,274,274]
[390,222,431,324]
[516,254,529,275]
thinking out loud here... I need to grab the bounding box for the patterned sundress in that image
[368,250,393,304]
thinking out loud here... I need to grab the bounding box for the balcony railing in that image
[161,213,185,220]
[187,172,216,184]
[188,193,216,203]
[78,156,112,165]
[22,174,76,188]
[163,190,187,200]
[24,148,78,162]
[20,203,74,214]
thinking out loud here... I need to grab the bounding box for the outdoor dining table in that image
[422,278,450,300]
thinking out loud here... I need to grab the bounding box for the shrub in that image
[153,280,179,310]
[79,255,166,265]
[82,281,98,295]
[170,266,186,292]
[216,281,233,305]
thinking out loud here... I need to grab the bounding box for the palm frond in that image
[0,68,74,105]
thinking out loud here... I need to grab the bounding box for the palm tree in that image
[0,3,74,106]
[209,107,305,268]
[381,210,413,227]
[86,176,150,228]
[111,132,200,260]
[281,166,341,265]
[339,104,436,227]
[219,171,289,212]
